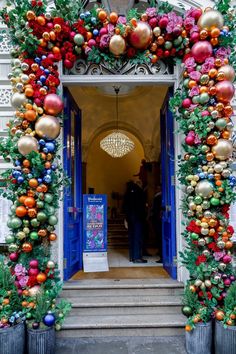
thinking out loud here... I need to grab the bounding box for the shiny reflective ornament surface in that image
[218,65,235,82]
[195,180,214,198]
[129,21,152,49]
[35,115,61,140]
[43,94,63,116]
[212,139,233,160]
[198,10,224,30]
[11,92,27,109]
[215,81,235,103]
[191,41,213,63]
[109,35,126,56]
[18,135,39,155]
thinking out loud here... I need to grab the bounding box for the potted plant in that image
[183,283,213,354]
[25,284,71,354]
[214,281,236,354]
[0,256,25,354]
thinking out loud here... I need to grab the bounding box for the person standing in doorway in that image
[133,159,148,189]
[123,181,147,263]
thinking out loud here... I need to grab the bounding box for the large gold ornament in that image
[109,35,126,56]
[198,10,224,30]
[35,115,61,140]
[195,180,214,198]
[218,65,235,82]
[129,21,152,50]
[17,135,39,155]
[212,139,233,160]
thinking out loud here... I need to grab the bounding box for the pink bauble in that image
[18,289,23,296]
[218,65,235,82]
[185,135,195,145]
[159,16,168,28]
[191,41,213,63]
[14,280,20,288]
[29,259,39,268]
[192,8,202,20]
[47,53,55,61]
[88,39,96,48]
[223,254,232,264]
[129,21,152,49]
[182,98,192,108]
[224,278,231,286]
[29,268,39,276]
[190,32,200,43]
[100,27,108,36]
[201,110,210,117]
[9,252,18,262]
[43,94,63,116]
[149,17,158,28]
[64,59,73,69]
[215,81,235,103]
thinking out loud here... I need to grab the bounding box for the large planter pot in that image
[0,322,25,354]
[27,326,55,354]
[185,321,212,354]
[214,320,236,354]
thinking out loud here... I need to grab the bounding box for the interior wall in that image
[86,130,144,210]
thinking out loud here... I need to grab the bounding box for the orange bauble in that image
[24,110,37,122]
[38,229,47,237]
[36,272,47,283]
[36,16,46,26]
[211,28,220,37]
[225,241,233,249]
[52,46,60,54]
[18,195,27,204]
[28,208,37,218]
[215,310,225,321]
[109,12,118,24]
[15,206,27,218]
[29,179,39,188]
[22,242,33,253]
[98,10,107,21]
[23,159,30,167]
[25,87,34,97]
[24,197,36,208]
[49,233,57,241]
[206,134,218,145]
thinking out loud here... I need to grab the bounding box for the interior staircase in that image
[57,279,185,338]
[107,215,129,249]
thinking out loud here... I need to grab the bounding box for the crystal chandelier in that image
[100,87,135,158]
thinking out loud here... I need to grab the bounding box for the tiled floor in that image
[108,248,161,268]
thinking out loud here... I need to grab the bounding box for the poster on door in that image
[83,194,107,252]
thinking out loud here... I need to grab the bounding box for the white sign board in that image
[83,252,109,273]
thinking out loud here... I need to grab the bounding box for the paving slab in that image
[56,336,187,354]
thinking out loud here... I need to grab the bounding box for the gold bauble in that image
[129,21,152,49]
[198,10,224,30]
[212,139,233,160]
[17,135,39,155]
[195,180,214,198]
[11,92,27,109]
[35,115,61,140]
[109,35,126,57]
[218,65,235,82]
[28,285,41,297]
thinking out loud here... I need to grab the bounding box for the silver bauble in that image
[222,169,231,178]
[203,249,210,257]
[17,135,39,155]
[16,83,24,92]
[214,164,223,173]
[21,62,29,71]
[205,280,212,288]
[217,240,225,249]
[35,115,61,140]
[195,279,203,287]
[47,260,55,269]
[198,238,206,246]
[201,228,209,236]
[212,139,233,160]
[13,58,21,67]
[198,10,224,30]
[195,180,214,198]
[204,211,212,218]
[20,74,29,84]
[226,122,234,131]
[187,186,194,194]
[11,92,27,109]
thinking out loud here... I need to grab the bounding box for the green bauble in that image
[210,197,220,206]
[164,41,172,50]
[194,196,203,205]
[23,220,30,226]
[48,215,58,226]
[37,212,47,222]
[30,231,39,240]
[44,193,53,203]
[192,95,199,104]
[31,218,40,227]
[215,118,227,130]
[46,205,55,216]
[8,243,18,252]
[182,306,193,317]
[191,232,199,240]
[10,205,16,213]
[36,201,44,209]
[5,235,15,244]
[73,33,84,46]
[200,74,209,85]
[201,145,210,153]
[199,93,209,104]
[184,79,190,88]
[10,217,22,229]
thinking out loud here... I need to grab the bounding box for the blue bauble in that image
[39,139,46,146]
[27,173,33,179]
[15,160,21,166]
[13,170,21,178]
[44,69,50,76]
[199,173,205,179]
[40,75,46,83]
[51,163,57,170]
[40,65,45,71]
[85,11,90,17]
[17,176,24,183]
[208,174,214,180]
[37,80,43,86]
[45,142,55,153]
[43,313,55,327]
[43,147,48,153]
[42,55,47,60]
[38,178,43,183]
[44,175,52,183]
[46,169,52,175]
[80,13,85,19]
[35,57,41,64]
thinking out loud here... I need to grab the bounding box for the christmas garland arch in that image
[0,0,236,330]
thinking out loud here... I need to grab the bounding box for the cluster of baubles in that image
[176,9,236,329]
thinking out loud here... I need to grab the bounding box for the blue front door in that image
[63,87,83,280]
[161,88,177,279]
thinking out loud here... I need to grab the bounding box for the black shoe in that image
[133,259,148,263]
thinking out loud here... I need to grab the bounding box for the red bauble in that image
[9,252,18,262]
[191,41,213,63]
[22,242,33,253]
[215,81,235,103]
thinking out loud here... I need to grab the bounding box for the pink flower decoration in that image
[19,275,29,288]
[189,70,201,81]
[117,16,126,25]
[184,17,195,30]
[146,7,157,18]
[100,34,110,48]
[215,47,231,60]
[189,86,200,97]
[194,134,201,144]
[213,250,226,261]
[107,24,115,35]
[200,57,215,73]
[184,57,196,72]
[190,25,199,34]
[14,264,27,277]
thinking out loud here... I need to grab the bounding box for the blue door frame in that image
[63,87,83,280]
[161,87,177,279]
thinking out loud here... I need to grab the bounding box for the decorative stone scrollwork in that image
[0,88,12,106]
[65,59,173,76]
[0,29,13,54]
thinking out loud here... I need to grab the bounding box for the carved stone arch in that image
[83,120,146,162]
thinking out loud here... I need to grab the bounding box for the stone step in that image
[68,294,182,316]
[57,313,185,338]
[62,279,184,297]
